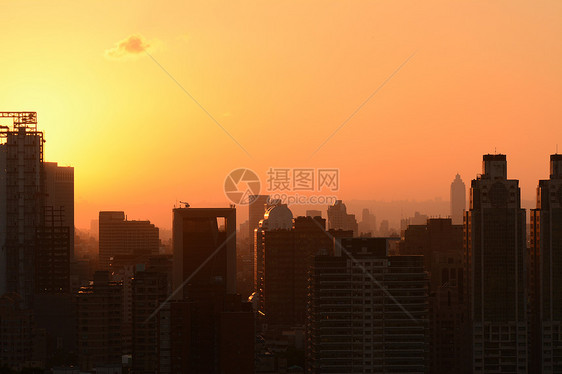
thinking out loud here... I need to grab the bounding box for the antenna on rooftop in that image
[179,201,190,208]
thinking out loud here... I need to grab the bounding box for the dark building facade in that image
[76,271,123,371]
[132,268,169,374]
[0,293,44,369]
[255,207,350,329]
[171,207,253,373]
[465,154,527,373]
[400,218,465,373]
[530,154,562,373]
[0,112,44,305]
[306,237,429,373]
[98,211,160,271]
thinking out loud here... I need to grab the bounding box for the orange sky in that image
[1,1,561,230]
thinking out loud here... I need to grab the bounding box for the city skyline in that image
[1,113,561,372]
[1,2,561,372]
[1,1,560,230]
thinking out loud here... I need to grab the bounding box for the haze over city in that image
[1,0,560,230]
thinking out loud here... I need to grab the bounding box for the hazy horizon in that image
[1,0,560,232]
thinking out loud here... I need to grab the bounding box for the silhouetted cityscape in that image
[0,112,561,374]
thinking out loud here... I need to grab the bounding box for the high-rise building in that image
[451,173,466,225]
[465,154,527,373]
[398,218,465,373]
[132,267,169,374]
[171,206,254,373]
[248,195,271,272]
[255,205,350,329]
[530,154,562,373]
[76,271,123,371]
[254,203,294,309]
[172,207,236,297]
[34,206,71,294]
[306,237,429,373]
[400,218,463,268]
[98,211,159,270]
[327,200,358,235]
[0,112,44,304]
[44,162,74,258]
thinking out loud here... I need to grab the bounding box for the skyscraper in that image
[44,162,74,258]
[132,267,169,374]
[248,195,271,274]
[76,271,123,371]
[254,203,294,310]
[530,154,562,373]
[0,112,44,304]
[306,237,429,373]
[98,211,160,270]
[171,206,254,373]
[465,154,527,373]
[450,174,466,225]
[172,207,236,297]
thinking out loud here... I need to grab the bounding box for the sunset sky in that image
[1,1,561,230]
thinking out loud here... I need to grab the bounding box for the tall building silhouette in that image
[450,174,466,225]
[171,206,253,373]
[0,112,44,304]
[172,207,236,297]
[132,266,169,374]
[254,203,294,307]
[530,154,562,373]
[465,154,527,373]
[306,237,429,373]
[247,195,271,283]
[98,211,159,270]
[44,162,74,258]
[76,271,123,371]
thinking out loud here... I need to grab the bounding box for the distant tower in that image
[327,200,358,236]
[450,174,466,225]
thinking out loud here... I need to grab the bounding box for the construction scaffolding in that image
[0,111,45,304]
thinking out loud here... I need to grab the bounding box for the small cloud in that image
[105,34,154,60]
[222,112,232,117]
